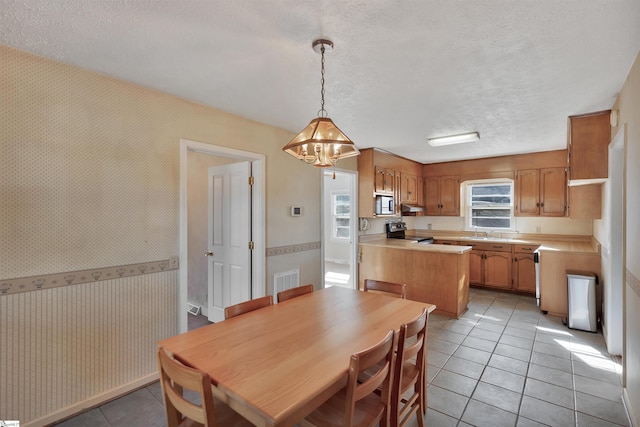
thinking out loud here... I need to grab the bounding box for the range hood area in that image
[401,203,425,213]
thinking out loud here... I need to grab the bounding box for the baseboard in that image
[24,372,159,427]
[623,387,638,427]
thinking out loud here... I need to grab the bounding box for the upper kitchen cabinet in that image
[515,168,567,217]
[357,148,423,218]
[374,166,395,195]
[400,173,419,204]
[425,175,460,216]
[568,110,611,181]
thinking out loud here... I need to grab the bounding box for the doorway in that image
[179,139,265,332]
[322,169,358,289]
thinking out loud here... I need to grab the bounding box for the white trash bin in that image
[567,271,597,332]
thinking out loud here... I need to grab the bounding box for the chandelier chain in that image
[319,43,326,117]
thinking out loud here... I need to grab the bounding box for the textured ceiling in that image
[1,1,639,164]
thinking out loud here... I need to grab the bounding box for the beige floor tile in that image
[471,381,522,414]
[461,399,518,427]
[519,395,575,427]
[480,366,525,393]
[524,377,574,409]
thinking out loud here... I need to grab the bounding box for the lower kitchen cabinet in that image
[513,244,538,293]
[469,245,512,289]
[513,253,536,292]
[482,251,513,289]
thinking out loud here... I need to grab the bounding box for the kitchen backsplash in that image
[358,215,592,236]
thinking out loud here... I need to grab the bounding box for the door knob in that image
[204,251,214,257]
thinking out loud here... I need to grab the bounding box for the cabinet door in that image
[394,171,401,215]
[401,173,419,204]
[540,167,566,217]
[515,169,540,216]
[374,166,386,193]
[385,169,396,194]
[569,111,611,180]
[440,176,460,216]
[424,177,441,215]
[416,176,424,216]
[469,250,483,285]
[513,254,536,293]
[483,251,512,289]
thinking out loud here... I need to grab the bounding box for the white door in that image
[207,162,251,322]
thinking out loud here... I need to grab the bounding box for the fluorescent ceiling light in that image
[427,132,480,146]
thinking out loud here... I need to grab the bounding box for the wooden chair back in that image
[392,307,429,427]
[303,329,396,427]
[364,279,407,299]
[224,295,273,320]
[157,346,217,427]
[277,284,314,303]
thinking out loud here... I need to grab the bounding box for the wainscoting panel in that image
[0,270,178,425]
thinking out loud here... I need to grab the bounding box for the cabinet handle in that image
[536,202,540,207]
[522,247,532,251]
[493,245,503,249]
[540,203,544,207]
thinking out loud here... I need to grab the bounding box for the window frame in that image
[464,179,515,231]
[331,192,351,241]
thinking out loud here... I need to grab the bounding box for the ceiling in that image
[1,1,639,164]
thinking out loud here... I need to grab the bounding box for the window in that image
[466,181,514,230]
[332,193,351,239]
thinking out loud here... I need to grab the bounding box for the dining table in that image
[157,286,436,427]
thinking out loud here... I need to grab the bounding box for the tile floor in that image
[54,288,628,427]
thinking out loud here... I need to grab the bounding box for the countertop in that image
[359,238,472,254]
[359,232,600,254]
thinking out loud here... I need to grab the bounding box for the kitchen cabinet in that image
[400,173,419,204]
[468,242,512,290]
[515,168,566,217]
[513,244,537,293]
[358,148,423,218]
[358,242,470,318]
[425,175,460,216]
[374,166,395,194]
[538,250,601,318]
[568,110,611,180]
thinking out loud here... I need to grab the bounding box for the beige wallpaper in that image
[0,44,338,282]
[0,43,352,424]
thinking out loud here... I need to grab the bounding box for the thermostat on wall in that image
[291,206,302,216]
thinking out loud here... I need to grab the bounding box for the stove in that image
[385,222,434,244]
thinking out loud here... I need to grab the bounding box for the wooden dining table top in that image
[157,286,436,427]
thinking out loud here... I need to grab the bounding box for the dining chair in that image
[156,347,253,427]
[302,329,396,427]
[391,307,429,427]
[277,284,314,303]
[364,279,407,299]
[224,295,273,319]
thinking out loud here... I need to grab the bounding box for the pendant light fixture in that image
[282,38,359,167]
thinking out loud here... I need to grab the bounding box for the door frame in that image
[179,138,266,332]
[604,125,626,355]
[321,168,358,289]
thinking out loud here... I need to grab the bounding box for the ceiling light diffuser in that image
[427,132,480,146]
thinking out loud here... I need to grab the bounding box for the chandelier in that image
[282,38,359,167]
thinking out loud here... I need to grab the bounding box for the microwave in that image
[375,195,394,215]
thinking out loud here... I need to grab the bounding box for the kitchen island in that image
[358,239,472,318]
